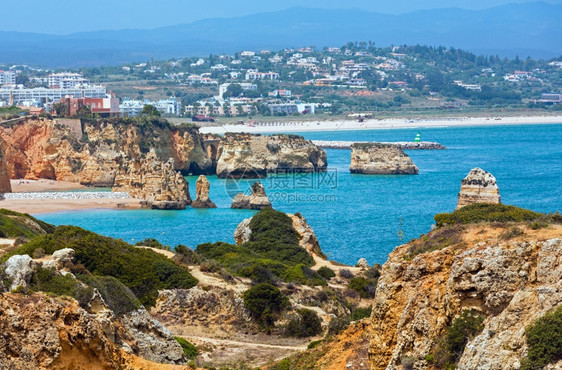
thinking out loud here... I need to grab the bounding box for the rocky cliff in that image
[368,223,562,369]
[231,182,272,210]
[191,175,217,208]
[349,143,418,175]
[0,137,11,193]
[112,151,191,209]
[457,167,501,209]
[0,116,212,186]
[216,133,327,178]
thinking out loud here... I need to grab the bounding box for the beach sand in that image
[2,179,141,214]
[199,115,562,135]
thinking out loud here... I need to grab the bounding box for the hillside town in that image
[1,43,561,119]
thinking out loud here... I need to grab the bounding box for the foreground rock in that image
[369,225,562,369]
[349,143,418,175]
[0,138,11,193]
[456,167,501,209]
[234,210,325,258]
[231,182,272,210]
[191,175,217,208]
[112,151,191,210]
[216,133,327,178]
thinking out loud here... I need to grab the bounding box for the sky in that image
[3,0,561,34]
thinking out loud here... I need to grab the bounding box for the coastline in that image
[199,115,562,134]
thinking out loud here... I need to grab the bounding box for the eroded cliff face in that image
[216,133,327,178]
[369,225,562,369]
[0,117,212,186]
[349,143,418,175]
[0,137,11,193]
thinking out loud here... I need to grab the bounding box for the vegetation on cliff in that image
[3,225,197,307]
[521,305,562,370]
[243,283,289,329]
[197,208,325,286]
[0,209,54,239]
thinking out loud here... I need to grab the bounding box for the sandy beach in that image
[199,115,562,135]
[2,179,141,214]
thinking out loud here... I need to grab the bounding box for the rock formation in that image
[112,151,191,210]
[0,137,11,193]
[0,116,212,186]
[3,254,36,291]
[216,133,327,178]
[231,182,272,210]
[191,175,217,208]
[349,143,419,174]
[368,224,562,369]
[234,210,325,258]
[456,167,501,209]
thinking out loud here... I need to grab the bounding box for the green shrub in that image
[0,209,54,239]
[6,226,197,307]
[29,266,93,308]
[285,309,323,338]
[317,266,336,280]
[307,340,323,349]
[520,305,562,370]
[78,275,141,315]
[174,337,198,360]
[174,245,202,265]
[434,204,553,227]
[328,316,351,336]
[135,238,170,250]
[348,277,377,298]
[339,269,354,279]
[243,283,289,328]
[404,225,465,259]
[351,306,372,321]
[434,310,485,368]
[500,226,525,240]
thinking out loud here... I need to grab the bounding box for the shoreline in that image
[198,115,562,134]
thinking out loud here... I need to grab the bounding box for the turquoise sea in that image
[37,123,562,265]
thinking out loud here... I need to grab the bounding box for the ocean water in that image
[37,123,562,265]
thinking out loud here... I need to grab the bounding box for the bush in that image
[348,277,377,298]
[174,245,202,265]
[285,309,323,338]
[500,226,524,240]
[78,275,141,315]
[135,238,170,250]
[29,266,93,308]
[6,226,197,307]
[0,209,54,239]
[434,204,552,227]
[328,316,351,336]
[175,337,198,360]
[351,306,372,321]
[317,266,336,280]
[520,305,562,370]
[404,225,465,259]
[339,269,354,279]
[434,310,485,368]
[243,283,289,328]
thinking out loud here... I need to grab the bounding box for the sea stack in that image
[231,182,272,210]
[112,151,191,210]
[0,141,12,193]
[456,167,501,209]
[191,175,217,208]
[349,143,419,175]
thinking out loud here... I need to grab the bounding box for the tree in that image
[223,83,243,98]
[141,104,161,117]
[243,283,289,329]
[52,102,68,117]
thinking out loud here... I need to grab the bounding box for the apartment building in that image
[0,70,16,86]
[48,73,90,89]
[0,86,107,105]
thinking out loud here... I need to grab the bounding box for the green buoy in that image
[414,133,421,142]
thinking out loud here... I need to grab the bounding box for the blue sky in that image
[4,0,561,34]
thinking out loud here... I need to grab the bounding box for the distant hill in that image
[1,2,560,67]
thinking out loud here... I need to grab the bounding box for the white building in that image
[0,85,106,105]
[245,70,280,80]
[119,98,182,116]
[0,71,16,86]
[48,73,90,89]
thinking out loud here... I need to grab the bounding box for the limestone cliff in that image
[457,167,501,209]
[368,224,562,369]
[0,137,11,193]
[349,143,418,175]
[216,133,327,178]
[191,175,217,208]
[231,182,272,210]
[0,117,212,186]
[112,151,191,209]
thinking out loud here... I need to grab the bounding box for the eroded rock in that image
[3,255,36,291]
[231,182,272,210]
[191,175,217,208]
[456,167,501,209]
[349,143,418,175]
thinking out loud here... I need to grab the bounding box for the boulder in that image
[349,143,418,175]
[456,167,501,209]
[191,175,217,208]
[216,133,327,178]
[231,182,272,210]
[356,258,369,269]
[3,255,36,291]
[42,248,75,270]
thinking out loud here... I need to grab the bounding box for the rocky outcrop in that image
[216,133,327,178]
[231,182,272,210]
[456,167,501,209]
[0,117,212,186]
[3,254,36,291]
[112,151,191,210]
[368,224,562,370]
[234,211,325,258]
[349,143,418,175]
[0,137,11,193]
[191,175,217,208]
